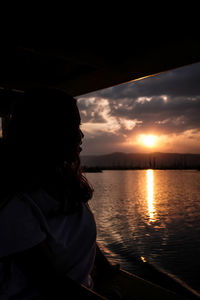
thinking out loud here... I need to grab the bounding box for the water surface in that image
[87,170,200,294]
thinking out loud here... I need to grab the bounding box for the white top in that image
[0,189,97,299]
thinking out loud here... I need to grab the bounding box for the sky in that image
[77,62,200,156]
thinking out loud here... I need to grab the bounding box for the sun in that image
[141,135,157,147]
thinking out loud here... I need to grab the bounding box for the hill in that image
[81,152,200,170]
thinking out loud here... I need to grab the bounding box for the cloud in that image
[78,94,200,136]
[77,97,109,123]
[77,63,200,154]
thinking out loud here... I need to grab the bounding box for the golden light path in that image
[146,169,156,222]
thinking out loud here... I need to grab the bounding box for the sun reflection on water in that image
[147,169,156,222]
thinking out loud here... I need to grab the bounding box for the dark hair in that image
[0,87,93,213]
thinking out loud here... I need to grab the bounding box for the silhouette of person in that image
[0,88,115,299]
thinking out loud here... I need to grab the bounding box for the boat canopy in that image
[0,33,200,118]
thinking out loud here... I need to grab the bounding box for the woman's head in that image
[2,87,93,206]
[6,87,83,165]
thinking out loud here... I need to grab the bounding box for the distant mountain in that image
[81,152,200,170]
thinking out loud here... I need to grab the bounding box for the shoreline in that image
[83,167,200,173]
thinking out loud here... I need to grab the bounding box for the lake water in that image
[86,170,200,295]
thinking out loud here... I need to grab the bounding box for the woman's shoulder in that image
[0,188,60,216]
[0,192,46,258]
[0,192,29,215]
[27,188,61,216]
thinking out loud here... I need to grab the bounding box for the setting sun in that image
[141,135,157,147]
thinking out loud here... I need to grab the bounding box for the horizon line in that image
[81,151,200,156]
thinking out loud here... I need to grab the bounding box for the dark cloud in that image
[87,63,200,100]
[112,95,200,134]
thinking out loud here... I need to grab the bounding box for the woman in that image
[0,88,112,299]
